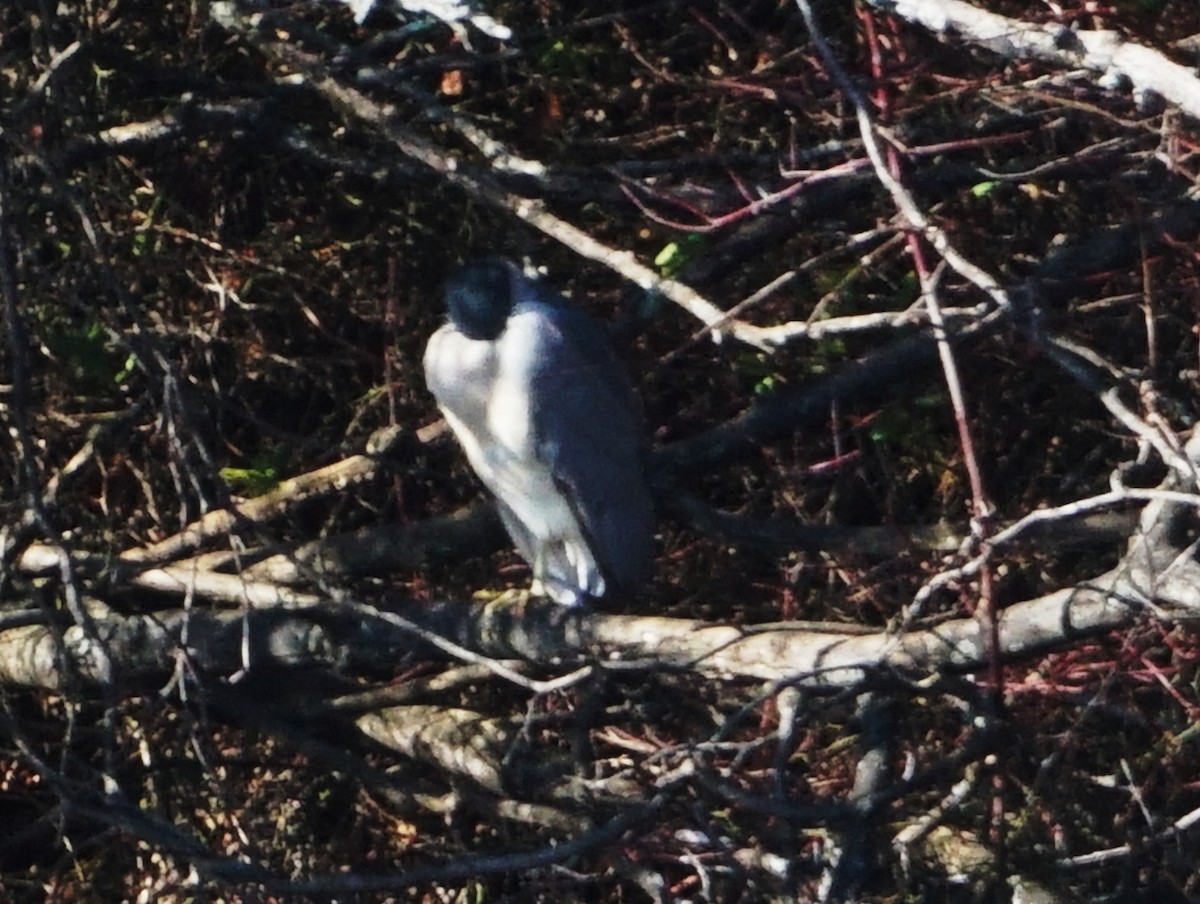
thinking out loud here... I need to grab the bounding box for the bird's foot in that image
[531,577,590,607]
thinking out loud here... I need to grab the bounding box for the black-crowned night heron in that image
[424,257,654,605]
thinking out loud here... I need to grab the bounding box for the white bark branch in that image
[867,0,1200,119]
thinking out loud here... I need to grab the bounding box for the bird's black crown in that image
[443,257,518,340]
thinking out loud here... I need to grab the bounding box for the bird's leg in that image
[530,545,548,598]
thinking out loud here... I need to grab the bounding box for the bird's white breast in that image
[425,318,590,567]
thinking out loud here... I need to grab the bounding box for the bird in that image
[424,257,654,606]
[337,0,512,40]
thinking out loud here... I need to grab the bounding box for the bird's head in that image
[443,257,520,341]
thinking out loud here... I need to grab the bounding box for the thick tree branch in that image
[866,0,1200,119]
[5,491,1196,693]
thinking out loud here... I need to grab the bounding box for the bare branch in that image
[865,0,1200,119]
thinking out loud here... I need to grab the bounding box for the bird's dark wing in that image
[516,301,655,594]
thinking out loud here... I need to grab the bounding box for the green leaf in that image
[655,234,705,276]
[220,466,280,497]
[654,242,682,269]
[114,353,139,384]
[220,446,290,496]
